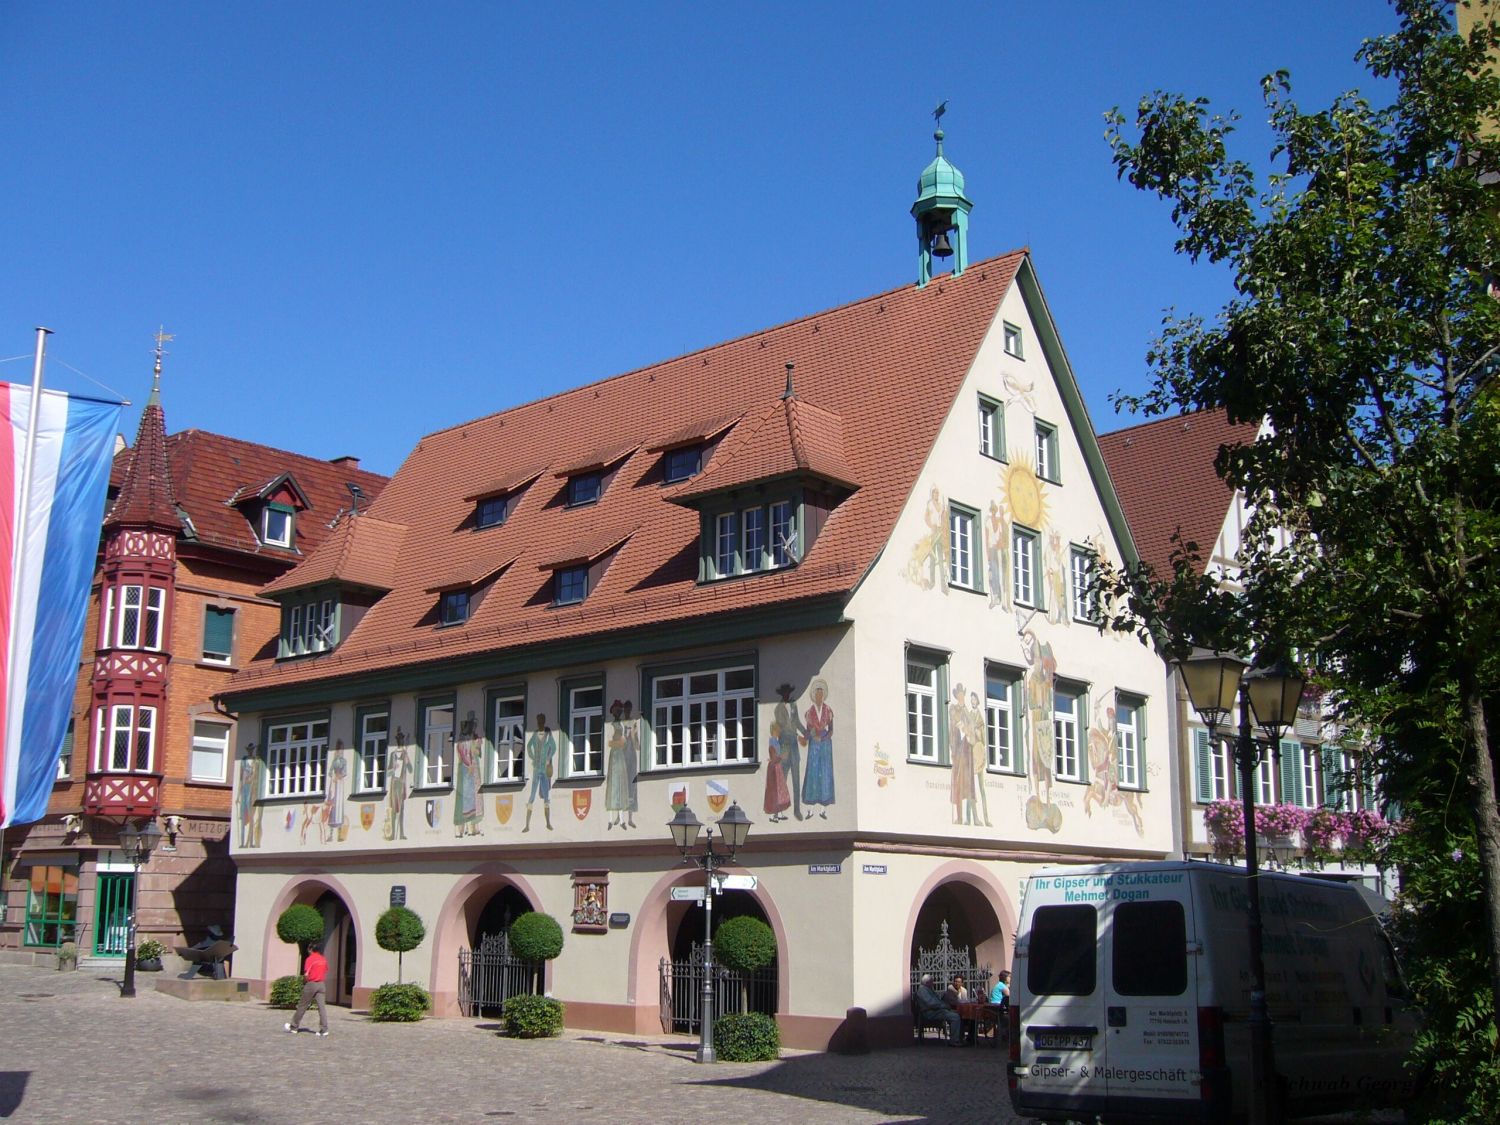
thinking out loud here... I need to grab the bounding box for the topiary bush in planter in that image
[374,906,426,983]
[370,982,431,1022]
[714,1012,780,1061]
[502,993,564,1038]
[269,974,305,1008]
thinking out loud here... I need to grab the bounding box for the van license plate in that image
[1034,1031,1093,1051]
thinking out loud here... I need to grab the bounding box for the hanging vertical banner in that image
[0,383,123,828]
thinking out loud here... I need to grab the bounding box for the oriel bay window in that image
[95,704,157,772]
[649,664,755,769]
[101,584,166,651]
[263,717,328,798]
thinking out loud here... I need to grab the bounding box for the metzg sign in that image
[390,885,407,907]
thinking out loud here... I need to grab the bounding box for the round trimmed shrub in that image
[714,1011,780,1061]
[503,993,564,1038]
[276,904,324,949]
[715,916,776,973]
[370,981,431,1022]
[375,905,425,983]
[269,974,305,1008]
[508,912,564,963]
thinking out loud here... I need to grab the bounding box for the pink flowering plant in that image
[1253,803,1310,839]
[1302,807,1347,851]
[1342,808,1393,861]
[1202,800,1244,857]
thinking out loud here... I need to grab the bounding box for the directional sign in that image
[670,886,706,902]
[716,874,759,891]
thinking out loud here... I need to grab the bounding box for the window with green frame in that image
[261,502,295,548]
[706,497,800,580]
[24,864,79,947]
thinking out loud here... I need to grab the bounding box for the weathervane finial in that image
[932,100,948,154]
[152,325,174,383]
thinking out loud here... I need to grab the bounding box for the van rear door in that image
[1018,901,1107,1120]
[1104,892,1201,1117]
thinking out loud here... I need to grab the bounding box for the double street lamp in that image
[118,819,163,999]
[667,801,751,1063]
[1177,649,1305,1125]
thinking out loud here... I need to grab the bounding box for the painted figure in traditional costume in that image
[1021,631,1062,832]
[801,679,835,815]
[773,683,808,820]
[763,720,792,821]
[1045,528,1069,625]
[1084,702,1145,835]
[969,690,992,826]
[238,749,264,848]
[621,701,640,826]
[454,712,483,836]
[385,731,411,841]
[985,500,1011,610]
[905,486,950,591]
[949,685,975,824]
[325,741,348,838]
[524,714,555,832]
[605,700,638,829]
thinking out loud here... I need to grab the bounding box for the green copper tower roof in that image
[912,128,972,217]
[912,108,973,288]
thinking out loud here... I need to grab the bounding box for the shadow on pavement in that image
[687,1043,1007,1125]
[0,1071,28,1118]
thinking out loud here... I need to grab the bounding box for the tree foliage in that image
[508,912,564,963]
[375,905,425,983]
[276,904,324,950]
[1104,2,1500,1114]
[714,916,777,973]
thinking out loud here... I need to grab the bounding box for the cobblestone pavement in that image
[0,964,1017,1124]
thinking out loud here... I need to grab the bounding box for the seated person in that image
[915,972,964,1045]
[989,968,1011,1006]
[942,974,970,1006]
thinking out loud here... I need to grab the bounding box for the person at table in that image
[943,974,970,1006]
[916,973,964,1046]
[989,968,1011,1006]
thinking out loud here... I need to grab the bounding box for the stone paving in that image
[0,963,1015,1124]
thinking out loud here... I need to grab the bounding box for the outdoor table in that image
[955,1001,1004,1046]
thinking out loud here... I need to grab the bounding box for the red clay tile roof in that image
[111,426,389,560]
[646,412,743,452]
[223,251,1028,698]
[423,550,520,593]
[538,527,636,571]
[1096,409,1260,579]
[461,465,548,503]
[105,390,177,529]
[670,393,858,501]
[553,441,641,478]
[262,514,407,594]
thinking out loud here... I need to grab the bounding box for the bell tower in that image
[911,102,973,288]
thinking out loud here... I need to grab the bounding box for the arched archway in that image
[903,862,1017,997]
[316,891,356,1006]
[261,874,364,999]
[665,890,778,1028]
[427,866,544,1017]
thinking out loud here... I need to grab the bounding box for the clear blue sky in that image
[2,2,1400,477]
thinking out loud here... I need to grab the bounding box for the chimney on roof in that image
[329,455,361,469]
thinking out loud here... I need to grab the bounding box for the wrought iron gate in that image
[909,920,993,997]
[659,942,777,1033]
[457,930,540,1016]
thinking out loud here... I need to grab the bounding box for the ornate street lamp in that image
[1179,649,1304,1125]
[118,819,163,999]
[667,801,752,1063]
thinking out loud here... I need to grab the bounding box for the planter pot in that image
[137,957,163,972]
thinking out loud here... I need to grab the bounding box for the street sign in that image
[715,874,759,891]
[390,885,407,907]
[669,886,706,902]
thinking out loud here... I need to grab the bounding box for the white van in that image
[1007,861,1416,1122]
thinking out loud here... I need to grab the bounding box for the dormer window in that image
[475,494,509,530]
[439,589,470,626]
[567,472,602,507]
[555,566,589,605]
[708,498,800,580]
[663,446,702,484]
[262,503,295,548]
[281,596,335,657]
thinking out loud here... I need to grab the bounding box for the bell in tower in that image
[911,102,973,288]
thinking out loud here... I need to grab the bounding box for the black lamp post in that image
[118,819,163,999]
[668,800,751,1063]
[1178,649,1304,1125]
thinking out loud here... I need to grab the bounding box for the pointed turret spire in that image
[911,102,973,288]
[105,328,179,529]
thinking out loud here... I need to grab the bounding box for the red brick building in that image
[0,363,385,966]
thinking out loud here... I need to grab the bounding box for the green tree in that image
[276,903,324,959]
[375,906,425,984]
[1103,0,1500,1110]
[508,911,563,993]
[715,915,777,1015]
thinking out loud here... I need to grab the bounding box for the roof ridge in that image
[419,249,1030,444]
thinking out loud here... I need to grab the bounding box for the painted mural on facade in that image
[454,713,484,836]
[1083,695,1145,836]
[762,680,837,822]
[384,729,412,841]
[605,699,639,829]
[237,748,264,847]
[524,714,556,832]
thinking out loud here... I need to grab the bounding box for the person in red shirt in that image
[285,941,330,1036]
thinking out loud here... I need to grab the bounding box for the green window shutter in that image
[1320,746,1342,809]
[1193,728,1213,803]
[1076,694,1089,783]
[1278,740,1302,805]
[203,606,234,657]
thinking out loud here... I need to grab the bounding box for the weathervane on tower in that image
[153,326,174,385]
